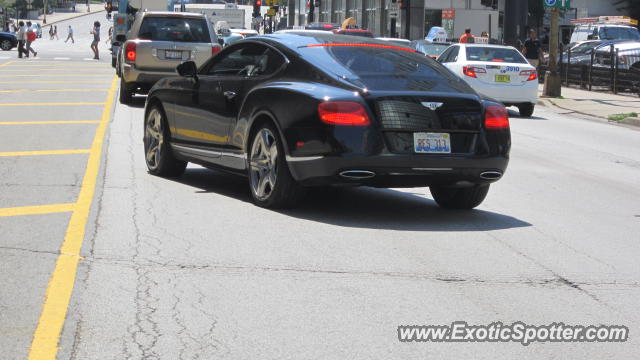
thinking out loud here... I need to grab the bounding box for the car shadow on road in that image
[173,167,531,232]
[507,109,547,120]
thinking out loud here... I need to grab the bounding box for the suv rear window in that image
[138,17,210,42]
[465,47,527,63]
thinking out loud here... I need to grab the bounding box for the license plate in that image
[414,132,451,154]
[165,50,182,60]
[495,74,510,83]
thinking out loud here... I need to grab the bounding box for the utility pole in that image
[43,0,47,24]
[542,0,565,97]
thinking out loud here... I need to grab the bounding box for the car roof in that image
[140,11,207,18]
[250,32,420,53]
[457,43,517,50]
[376,37,410,42]
[596,41,640,51]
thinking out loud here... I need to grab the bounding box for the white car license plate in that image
[414,132,451,154]
[165,50,182,60]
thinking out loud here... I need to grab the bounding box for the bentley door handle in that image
[223,91,236,99]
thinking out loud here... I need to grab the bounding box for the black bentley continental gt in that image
[143,32,511,209]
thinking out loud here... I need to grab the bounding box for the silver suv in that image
[117,11,221,104]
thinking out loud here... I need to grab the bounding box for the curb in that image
[537,98,640,128]
[41,9,106,28]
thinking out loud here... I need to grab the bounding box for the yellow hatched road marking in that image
[28,76,118,360]
[0,149,90,157]
[0,81,111,84]
[0,89,109,93]
[0,203,75,217]
[0,102,105,106]
[0,60,17,67]
[0,120,101,125]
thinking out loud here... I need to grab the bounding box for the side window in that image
[438,47,452,62]
[205,43,285,77]
[448,46,460,62]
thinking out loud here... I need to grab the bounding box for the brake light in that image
[463,66,486,78]
[519,69,537,81]
[318,101,370,126]
[484,105,509,129]
[125,42,136,62]
[212,45,221,56]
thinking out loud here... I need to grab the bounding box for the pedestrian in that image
[53,25,59,40]
[105,26,112,45]
[65,25,75,43]
[90,21,100,59]
[16,21,28,58]
[25,21,38,58]
[459,28,475,43]
[523,29,543,68]
[49,26,54,40]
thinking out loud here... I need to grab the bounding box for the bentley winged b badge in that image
[421,102,444,111]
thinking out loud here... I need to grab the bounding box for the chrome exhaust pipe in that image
[339,170,376,179]
[479,171,503,180]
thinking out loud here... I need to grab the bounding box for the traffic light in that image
[253,0,261,17]
[400,0,409,10]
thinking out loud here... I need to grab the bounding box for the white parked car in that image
[437,44,538,117]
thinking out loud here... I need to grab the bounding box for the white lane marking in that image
[54,57,71,60]
[0,56,10,60]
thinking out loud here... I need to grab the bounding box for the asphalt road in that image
[1,15,640,358]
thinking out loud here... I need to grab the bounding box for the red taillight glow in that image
[125,42,136,62]
[323,24,333,28]
[305,43,416,52]
[484,105,509,129]
[463,66,486,78]
[212,45,221,56]
[520,69,537,81]
[318,101,370,126]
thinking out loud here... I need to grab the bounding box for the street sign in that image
[543,0,570,9]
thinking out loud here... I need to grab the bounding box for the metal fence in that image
[539,45,640,96]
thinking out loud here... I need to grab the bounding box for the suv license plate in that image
[165,50,182,60]
[414,132,451,154]
[495,74,510,83]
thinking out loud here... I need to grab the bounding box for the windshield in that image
[466,46,528,63]
[138,17,210,43]
[298,44,470,92]
[570,41,603,53]
[415,43,450,56]
[598,27,640,41]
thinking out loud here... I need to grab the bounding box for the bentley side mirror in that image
[177,61,198,81]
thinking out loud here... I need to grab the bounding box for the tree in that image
[613,0,640,21]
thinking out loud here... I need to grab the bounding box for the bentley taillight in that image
[484,105,509,129]
[125,42,136,62]
[318,101,370,126]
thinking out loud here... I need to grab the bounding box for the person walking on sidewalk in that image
[90,21,100,59]
[65,25,75,43]
[25,21,38,58]
[16,21,28,58]
[459,28,475,44]
[49,26,54,40]
[53,25,59,40]
[523,29,543,69]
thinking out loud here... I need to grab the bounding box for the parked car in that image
[437,43,538,117]
[570,23,640,45]
[117,11,220,104]
[332,29,374,38]
[593,41,640,70]
[0,31,17,51]
[143,33,511,209]
[410,40,452,59]
[545,40,629,65]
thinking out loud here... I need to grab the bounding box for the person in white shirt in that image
[65,25,74,43]
[16,21,28,58]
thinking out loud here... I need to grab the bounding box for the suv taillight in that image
[318,101,370,126]
[484,105,509,129]
[212,45,221,56]
[125,42,136,62]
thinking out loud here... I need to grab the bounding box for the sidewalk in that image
[537,84,640,127]
[12,4,104,28]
